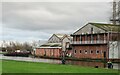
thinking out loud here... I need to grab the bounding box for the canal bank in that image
[36,56,120,69]
[1,54,120,70]
[2,60,118,73]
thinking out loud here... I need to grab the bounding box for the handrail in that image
[72,40,107,44]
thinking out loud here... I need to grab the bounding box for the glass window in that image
[85,50,87,54]
[90,50,93,54]
[80,50,82,53]
[74,50,76,54]
[91,27,93,33]
[96,50,99,54]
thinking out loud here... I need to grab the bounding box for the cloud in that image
[2,0,114,2]
[1,2,112,42]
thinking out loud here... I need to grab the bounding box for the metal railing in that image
[72,40,107,44]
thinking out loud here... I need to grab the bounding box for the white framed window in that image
[96,50,99,54]
[85,50,87,54]
[90,50,93,54]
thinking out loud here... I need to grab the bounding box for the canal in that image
[1,54,119,70]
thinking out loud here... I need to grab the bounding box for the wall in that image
[109,41,119,59]
[35,48,62,57]
[35,48,45,56]
[73,45,108,59]
[48,35,61,43]
[74,24,105,35]
[62,37,71,51]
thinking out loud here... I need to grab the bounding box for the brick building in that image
[62,35,73,57]
[71,23,120,59]
[35,34,72,58]
[35,46,62,57]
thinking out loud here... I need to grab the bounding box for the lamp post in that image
[62,51,65,64]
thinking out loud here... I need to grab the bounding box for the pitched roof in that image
[54,34,67,39]
[89,23,120,32]
[40,43,61,47]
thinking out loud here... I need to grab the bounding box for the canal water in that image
[65,60,120,70]
[1,54,119,70]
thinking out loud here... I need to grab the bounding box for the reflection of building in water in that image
[66,60,105,68]
[71,22,120,60]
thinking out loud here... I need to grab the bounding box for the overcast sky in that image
[1,0,115,44]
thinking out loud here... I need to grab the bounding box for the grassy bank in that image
[1,60,119,73]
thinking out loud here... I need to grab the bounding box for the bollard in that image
[62,59,65,64]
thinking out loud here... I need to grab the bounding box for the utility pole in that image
[118,0,120,70]
[110,0,120,25]
[111,0,120,69]
[110,0,120,63]
[113,0,117,25]
[109,0,116,61]
[110,0,120,69]
[118,1,120,24]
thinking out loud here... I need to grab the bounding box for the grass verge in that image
[1,59,119,73]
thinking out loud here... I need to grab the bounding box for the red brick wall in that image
[35,48,62,58]
[67,50,72,55]
[72,33,109,59]
[35,48,45,56]
[73,45,108,59]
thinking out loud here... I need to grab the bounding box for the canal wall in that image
[34,55,120,63]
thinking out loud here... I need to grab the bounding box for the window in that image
[91,35,93,43]
[91,27,93,33]
[90,50,93,54]
[85,50,87,54]
[85,35,87,43]
[80,50,82,53]
[80,36,82,44]
[80,36,82,41]
[74,50,76,54]
[96,50,99,54]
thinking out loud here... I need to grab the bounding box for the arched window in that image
[80,50,82,53]
[85,50,87,54]
[90,50,93,54]
[74,50,76,54]
[96,50,99,54]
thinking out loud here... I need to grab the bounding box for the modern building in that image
[71,23,120,59]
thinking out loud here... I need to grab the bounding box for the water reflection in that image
[65,60,105,68]
[65,60,120,69]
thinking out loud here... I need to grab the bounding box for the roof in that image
[89,23,120,32]
[55,34,67,39]
[65,35,73,41]
[48,34,67,43]
[68,35,73,39]
[36,47,61,49]
[40,43,62,47]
